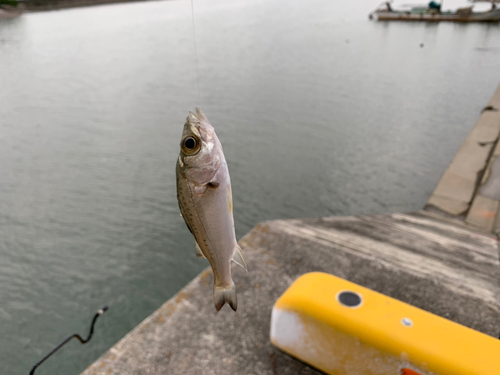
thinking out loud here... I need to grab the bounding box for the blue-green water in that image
[1,0,499,373]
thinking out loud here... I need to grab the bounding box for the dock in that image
[426,85,500,232]
[81,85,500,375]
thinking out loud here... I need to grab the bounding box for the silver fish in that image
[176,108,247,312]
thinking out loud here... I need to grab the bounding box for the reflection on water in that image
[1,0,500,373]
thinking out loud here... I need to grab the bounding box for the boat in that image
[369,0,500,22]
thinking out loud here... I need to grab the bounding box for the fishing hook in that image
[29,306,108,375]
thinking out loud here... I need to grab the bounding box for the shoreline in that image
[0,6,22,18]
[5,0,156,13]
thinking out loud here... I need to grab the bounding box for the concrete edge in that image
[80,226,263,373]
[425,83,500,232]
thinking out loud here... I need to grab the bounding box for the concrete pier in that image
[82,212,499,375]
[82,85,500,375]
[426,84,500,233]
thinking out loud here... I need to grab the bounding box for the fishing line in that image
[190,0,202,106]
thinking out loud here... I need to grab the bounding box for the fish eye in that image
[184,137,196,149]
[181,135,201,155]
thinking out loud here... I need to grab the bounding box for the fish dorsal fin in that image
[195,241,206,259]
[232,245,247,272]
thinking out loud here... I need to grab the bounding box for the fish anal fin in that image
[195,241,206,259]
[232,245,247,272]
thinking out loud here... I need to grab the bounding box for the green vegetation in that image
[0,0,18,7]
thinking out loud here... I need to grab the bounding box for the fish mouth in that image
[186,107,214,136]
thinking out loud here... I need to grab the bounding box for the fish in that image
[176,107,247,312]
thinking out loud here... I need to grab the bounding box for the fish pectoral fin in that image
[207,181,219,188]
[195,241,206,259]
[232,245,248,272]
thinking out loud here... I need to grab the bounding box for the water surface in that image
[1,0,499,373]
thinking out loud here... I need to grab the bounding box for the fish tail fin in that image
[213,282,237,312]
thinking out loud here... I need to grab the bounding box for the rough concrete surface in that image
[487,85,500,109]
[426,194,469,216]
[466,195,500,232]
[468,111,500,143]
[481,156,500,201]
[432,171,477,203]
[82,212,500,375]
[447,138,493,179]
[427,84,500,228]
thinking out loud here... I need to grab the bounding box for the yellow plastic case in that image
[270,272,500,375]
